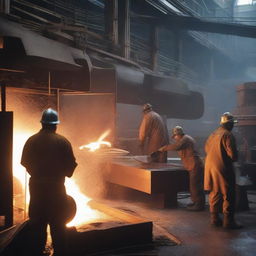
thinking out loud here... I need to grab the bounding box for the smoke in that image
[71,149,111,199]
[59,93,116,199]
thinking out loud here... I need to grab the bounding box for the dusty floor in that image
[96,191,256,256]
[2,191,256,256]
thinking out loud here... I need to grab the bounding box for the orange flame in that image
[79,129,111,152]
[13,130,102,227]
[65,179,101,227]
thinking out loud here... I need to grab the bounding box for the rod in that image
[48,71,51,95]
[1,82,6,112]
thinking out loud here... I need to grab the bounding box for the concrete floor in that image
[98,191,256,256]
[2,191,255,256]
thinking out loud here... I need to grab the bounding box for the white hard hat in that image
[143,103,152,112]
[220,112,237,124]
[172,126,184,138]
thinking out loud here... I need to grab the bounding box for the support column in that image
[119,0,130,59]
[105,0,118,47]
[151,24,159,72]
[0,0,10,14]
[0,83,13,228]
[209,53,214,82]
[174,30,182,77]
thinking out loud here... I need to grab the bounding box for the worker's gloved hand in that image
[150,151,161,160]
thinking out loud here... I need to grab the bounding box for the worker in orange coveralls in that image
[139,103,169,163]
[157,126,205,211]
[204,112,242,229]
[21,108,77,256]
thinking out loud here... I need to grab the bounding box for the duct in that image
[0,16,203,119]
[89,56,204,119]
[0,17,91,91]
[0,17,90,71]
[113,63,204,119]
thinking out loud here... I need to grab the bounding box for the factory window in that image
[236,0,256,5]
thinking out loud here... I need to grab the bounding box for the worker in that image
[21,108,77,256]
[204,112,242,229]
[139,103,169,163]
[156,126,205,211]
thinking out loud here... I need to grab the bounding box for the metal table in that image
[106,157,189,208]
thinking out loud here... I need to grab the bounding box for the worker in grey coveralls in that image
[139,103,169,163]
[204,112,242,229]
[157,126,205,211]
[21,108,77,256]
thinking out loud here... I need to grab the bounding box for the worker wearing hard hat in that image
[204,112,242,229]
[156,126,205,211]
[21,108,77,255]
[139,103,169,162]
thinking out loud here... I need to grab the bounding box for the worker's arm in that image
[158,137,187,152]
[20,138,34,175]
[62,139,78,177]
[223,133,238,162]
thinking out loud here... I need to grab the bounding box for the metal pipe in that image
[57,88,60,114]
[48,71,51,95]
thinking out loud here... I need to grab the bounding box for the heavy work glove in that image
[150,150,161,159]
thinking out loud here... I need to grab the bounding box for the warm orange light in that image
[13,130,102,226]
[13,131,32,216]
[0,37,3,49]
[13,132,31,186]
[79,129,112,152]
[65,179,101,227]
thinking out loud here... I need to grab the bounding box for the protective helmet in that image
[172,126,184,138]
[40,108,60,125]
[143,103,152,112]
[220,112,237,124]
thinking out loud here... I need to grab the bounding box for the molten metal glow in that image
[13,130,101,226]
[79,141,111,151]
[13,132,31,186]
[65,179,101,227]
[13,132,31,211]
[79,129,112,151]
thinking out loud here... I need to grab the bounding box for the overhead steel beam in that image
[161,15,256,39]
[132,11,256,39]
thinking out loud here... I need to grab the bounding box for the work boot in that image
[223,214,243,229]
[186,203,204,211]
[210,213,222,227]
[187,202,195,207]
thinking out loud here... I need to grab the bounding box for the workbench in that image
[106,157,189,208]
